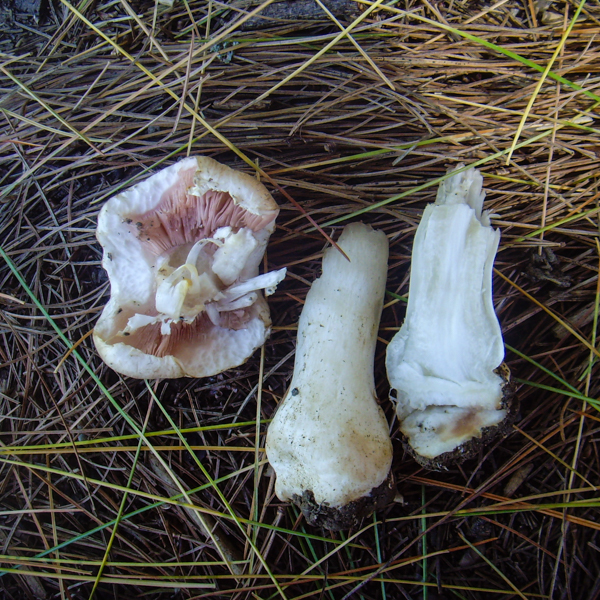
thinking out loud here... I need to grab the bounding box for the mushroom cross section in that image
[386,165,511,463]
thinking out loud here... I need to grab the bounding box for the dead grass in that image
[1,0,600,598]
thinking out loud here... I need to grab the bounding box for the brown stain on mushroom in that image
[438,409,483,443]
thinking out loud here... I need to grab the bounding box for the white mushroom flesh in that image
[266,223,392,508]
[386,165,505,459]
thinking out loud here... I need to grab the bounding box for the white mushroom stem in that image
[386,165,506,459]
[266,223,392,510]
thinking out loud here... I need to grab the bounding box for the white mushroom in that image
[266,223,393,530]
[386,165,512,464]
[93,156,286,379]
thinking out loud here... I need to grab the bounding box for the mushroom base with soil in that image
[266,223,393,530]
[401,369,518,470]
[293,474,396,531]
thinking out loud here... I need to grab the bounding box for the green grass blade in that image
[88,413,149,599]
[144,382,289,599]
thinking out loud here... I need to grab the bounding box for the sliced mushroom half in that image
[386,165,514,467]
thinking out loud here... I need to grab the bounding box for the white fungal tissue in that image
[266,223,393,510]
[386,165,506,459]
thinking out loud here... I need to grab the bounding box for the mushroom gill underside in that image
[94,158,285,378]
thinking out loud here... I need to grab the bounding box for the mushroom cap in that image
[93,156,284,379]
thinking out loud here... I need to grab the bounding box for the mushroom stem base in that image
[292,473,396,531]
[404,370,518,470]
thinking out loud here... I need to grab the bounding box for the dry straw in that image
[1,0,600,598]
